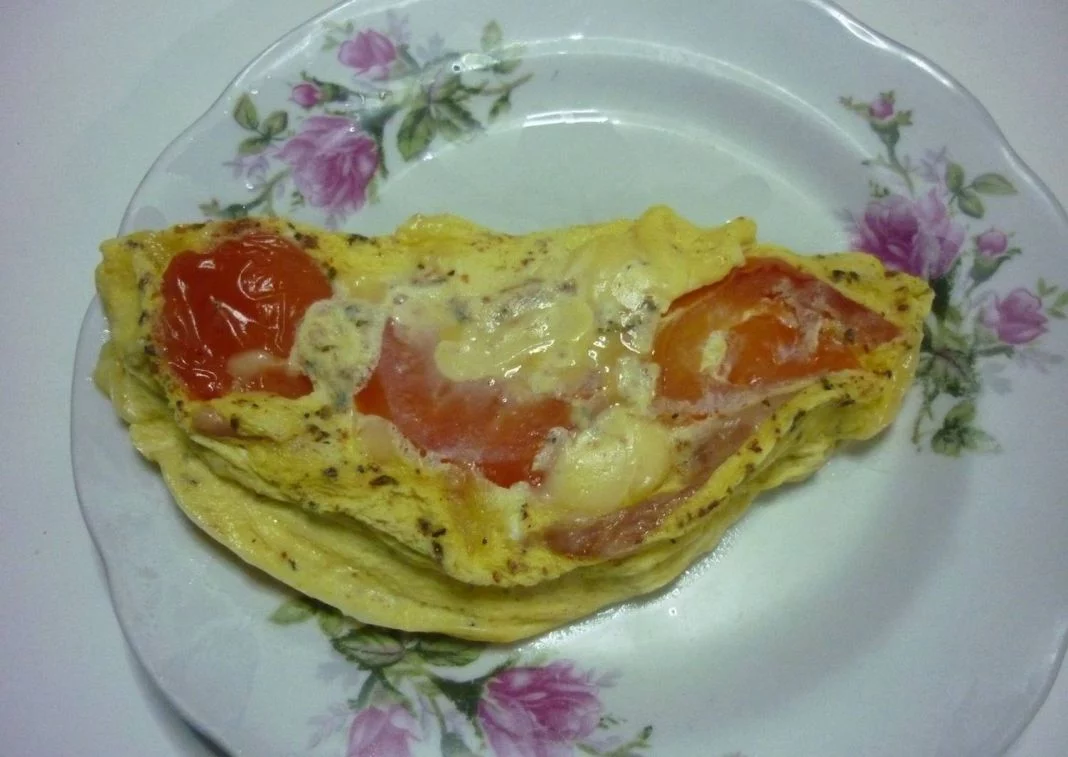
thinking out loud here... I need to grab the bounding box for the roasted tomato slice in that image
[355,321,573,488]
[653,257,900,402]
[157,232,333,400]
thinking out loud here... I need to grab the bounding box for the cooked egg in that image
[94,208,932,641]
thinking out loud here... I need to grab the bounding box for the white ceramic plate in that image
[72,0,1068,754]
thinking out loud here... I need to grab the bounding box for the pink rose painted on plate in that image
[478,662,603,757]
[975,227,1009,258]
[849,189,965,280]
[346,704,420,757]
[277,116,379,221]
[867,93,894,120]
[203,17,532,224]
[339,29,398,80]
[841,91,1065,455]
[980,289,1049,345]
[272,595,655,756]
[291,82,324,109]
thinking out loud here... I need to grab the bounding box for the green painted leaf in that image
[269,597,316,624]
[931,400,998,456]
[481,20,503,51]
[935,416,999,452]
[944,399,977,426]
[975,344,1014,358]
[261,110,288,138]
[361,103,401,142]
[352,671,379,709]
[239,135,269,155]
[331,627,408,669]
[931,410,970,456]
[872,122,900,149]
[317,80,351,104]
[930,274,953,322]
[316,610,346,637]
[931,431,963,457]
[927,314,969,353]
[840,96,872,117]
[957,189,985,219]
[233,93,259,131]
[433,74,464,101]
[198,199,222,217]
[434,675,485,720]
[1050,309,1067,319]
[433,115,466,141]
[492,58,522,75]
[970,428,1000,453]
[220,203,251,220]
[928,260,961,321]
[968,254,1010,287]
[397,107,435,161]
[488,94,511,122]
[925,345,979,398]
[1037,276,1054,296]
[437,100,481,131]
[945,162,966,192]
[970,173,1017,195]
[1053,291,1068,309]
[322,37,339,51]
[414,635,483,667]
[441,732,480,756]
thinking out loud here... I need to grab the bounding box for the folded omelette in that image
[94,207,932,641]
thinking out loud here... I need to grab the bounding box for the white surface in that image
[3,0,1067,755]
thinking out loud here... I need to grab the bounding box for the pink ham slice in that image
[542,396,786,559]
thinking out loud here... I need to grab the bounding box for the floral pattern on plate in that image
[270,598,655,756]
[200,15,531,226]
[841,92,1066,454]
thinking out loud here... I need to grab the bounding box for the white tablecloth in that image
[3,1,1065,754]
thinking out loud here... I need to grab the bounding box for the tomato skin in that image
[653,258,899,402]
[157,232,333,400]
[356,322,573,488]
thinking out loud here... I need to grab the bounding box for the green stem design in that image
[479,72,533,97]
[911,389,936,445]
[577,725,654,755]
[203,170,289,219]
[886,143,915,196]
[975,344,1014,358]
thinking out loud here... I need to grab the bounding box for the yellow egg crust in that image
[94,209,932,641]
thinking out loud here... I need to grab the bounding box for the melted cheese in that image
[283,208,754,516]
[433,286,596,393]
[293,299,386,407]
[363,207,752,405]
[541,406,674,518]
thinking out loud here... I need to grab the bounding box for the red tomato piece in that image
[355,322,573,488]
[157,232,333,400]
[653,258,900,402]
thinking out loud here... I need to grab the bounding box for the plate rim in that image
[73,0,1068,754]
